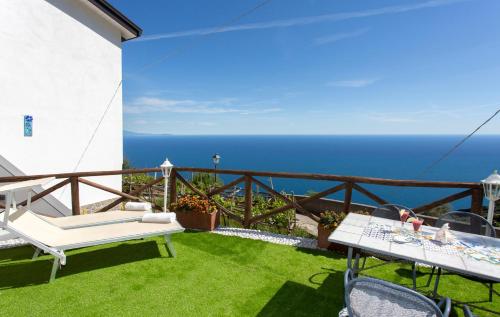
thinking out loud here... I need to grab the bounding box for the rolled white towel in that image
[141,212,176,224]
[125,202,152,212]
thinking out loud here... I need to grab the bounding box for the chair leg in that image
[49,257,60,283]
[164,235,176,258]
[32,247,42,260]
[411,262,417,290]
[361,256,367,269]
[433,267,442,298]
[426,266,436,287]
[353,253,360,276]
[489,282,493,302]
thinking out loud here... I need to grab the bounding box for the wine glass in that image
[399,209,410,234]
[412,218,423,236]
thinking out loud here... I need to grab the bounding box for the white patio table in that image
[328,213,500,282]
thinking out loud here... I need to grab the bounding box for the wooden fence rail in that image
[167,169,485,228]
[0,167,492,231]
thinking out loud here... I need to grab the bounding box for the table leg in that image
[347,247,353,269]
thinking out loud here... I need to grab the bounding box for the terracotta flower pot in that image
[175,209,220,231]
[317,224,348,254]
[317,224,333,249]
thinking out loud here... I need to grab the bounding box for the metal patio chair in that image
[356,204,419,289]
[342,269,451,317]
[427,211,497,301]
[462,305,476,317]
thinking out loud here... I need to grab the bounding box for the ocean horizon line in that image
[124,132,500,137]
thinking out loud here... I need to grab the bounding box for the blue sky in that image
[111,0,500,135]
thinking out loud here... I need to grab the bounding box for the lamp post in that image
[160,158,174,212]
[212,153,221,185]
[481,170,500,225]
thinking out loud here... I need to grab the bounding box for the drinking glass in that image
[412,218,423,236]
[399,210,410,233]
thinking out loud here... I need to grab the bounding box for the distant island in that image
[123,130,172,137]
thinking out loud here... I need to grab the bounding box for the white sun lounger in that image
[0,178,184,282]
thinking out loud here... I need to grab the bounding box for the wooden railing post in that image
[70,176,80,215]
[169,170,177,207]
[244,175,252,228]
[343,182,353,213]
[470,188,484,215]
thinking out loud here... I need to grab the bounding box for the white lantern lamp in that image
[212,153,221,184]
[160,158,174,212]
[481,170,500,225]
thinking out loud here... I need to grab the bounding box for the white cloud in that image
[327,78,380,88]
[240,108,283,115]
[138,97,195,107]
[314,28,369,45]
[133,119,148,125]
[134,0,469,42]
[124,97,283,115]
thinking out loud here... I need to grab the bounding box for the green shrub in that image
[319,211,346,230]
[191,172,223,193]
[319,210,370,230]
[171,194,217,214]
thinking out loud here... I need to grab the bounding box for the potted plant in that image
[317,210,369,252]
[317,211,346,250]
[171,195,219,231]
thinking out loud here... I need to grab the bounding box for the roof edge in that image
[87,0,142,41]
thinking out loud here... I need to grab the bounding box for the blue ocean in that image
[124,135,500,209]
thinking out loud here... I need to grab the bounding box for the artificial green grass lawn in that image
[0,232,497,316]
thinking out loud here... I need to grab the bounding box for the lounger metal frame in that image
[1,178,183,282]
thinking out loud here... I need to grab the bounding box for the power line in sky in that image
[135,0,274,74]
[71,0,274,173]
[417,107,500,178]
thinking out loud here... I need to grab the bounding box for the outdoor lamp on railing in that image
[212,153,221,184]
[481,170,500,225]
[160,158,174,212]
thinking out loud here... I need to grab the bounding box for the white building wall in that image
[0,0,124,214]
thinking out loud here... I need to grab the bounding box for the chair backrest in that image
[435,211,496,238]
[371,204,417,221]
[345,274,443,317]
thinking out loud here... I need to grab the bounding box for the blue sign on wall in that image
[24,115,33,137]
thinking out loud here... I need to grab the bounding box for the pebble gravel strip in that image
[0,237,27,249]
[213,227,318,249]
[1,228,319,250]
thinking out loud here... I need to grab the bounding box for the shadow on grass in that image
[257,271,344,317]
[177,230,268,265]
[294,247,344,260]
[393,267,428,288]
[0,245,35,263]
[0,240,166,289]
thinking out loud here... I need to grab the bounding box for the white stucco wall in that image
[0,0,125,214]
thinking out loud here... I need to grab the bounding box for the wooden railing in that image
[0,168,160,214]
[0,167,492,231]
[170,167,485,228]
